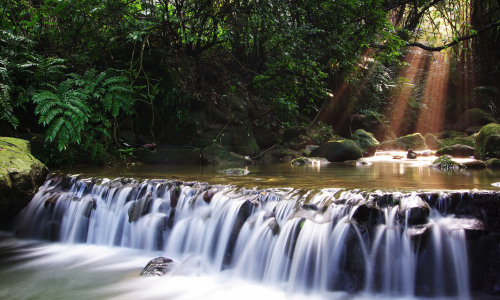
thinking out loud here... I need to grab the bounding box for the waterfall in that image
[12,174,496,299]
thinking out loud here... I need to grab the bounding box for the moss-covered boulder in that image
[201,144,252,165]
[462,160,486,169]
[455,108,497,132]
[431,155,464,170]
[309,140,362,162]
[436,144,475,158]
[0,137,48,228]
[351,129,380,156]
[424,133,442,150]
[439,131,475,148]
[395,133,427,150]
[260,148,301,163]
[486,158,500,168]
[350,113,393,141]
[474,123,500,159]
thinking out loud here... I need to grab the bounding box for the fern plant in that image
[0,58,19,128]
[33,80,91,151]
[33,68,134,160]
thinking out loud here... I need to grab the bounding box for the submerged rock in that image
[218,168,250,175]
[290,157,329,166]
[462,160,486,169]
[309,140,362,162]
[140,257,174,276]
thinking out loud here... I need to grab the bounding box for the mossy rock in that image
[260,148,301,163]
[0,137,48,228]
[201,144,251,165]
[474,123,500,159]
[350,113,392,141]
[290,157,329,166]
[395,133,426,150]
[441,135,475,148]
[486,158,500,168]
[455,108,497,132]
[431,155,464,170]
[309,139,362,162]
[462,160,486,169]
[424,133,442,150]
[436,144,475,158]
[351,129,380,156]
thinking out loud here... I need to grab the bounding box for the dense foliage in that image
[0,0,498,165]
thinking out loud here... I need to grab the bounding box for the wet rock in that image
[407,149,417,159]
[203,188,218,203]
[170,186,182,208]
[267,217,280,235]
[140,257,174,276]
[290,157,329,166]
[309,140,363,162]
[302,203,319,211]
[431,155,464,170]
[436,144,475,158]
[442,217,488,240]
[0,137,48,228]
[218,168,250,175]
[351,129,380,156]
[475,123,500,159]
[399,195,430,225]
[352,204,381,227]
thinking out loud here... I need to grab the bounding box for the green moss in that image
[436,144,474,158]
[424,133,442,150]
[431,155,464,170]
[351,129,379,156]
[395,133,426,150]
[475,123,500,159]
[486,158,500,168]
[441,135,475,147]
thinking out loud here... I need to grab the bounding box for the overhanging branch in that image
[405,21,500,51]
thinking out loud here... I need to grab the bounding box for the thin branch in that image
[405,21,500,51]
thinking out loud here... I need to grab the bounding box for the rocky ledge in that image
[0,137,48,228]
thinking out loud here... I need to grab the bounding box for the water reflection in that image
[63,151,500,192]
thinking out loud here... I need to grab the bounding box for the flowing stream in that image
[2,166,498,299]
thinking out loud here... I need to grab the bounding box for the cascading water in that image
[10,174,498,299]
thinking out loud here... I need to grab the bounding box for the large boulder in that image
[309,140,362,162]
[436,144,475,158]
[351,129,379,156]
[424,133,442,150]
[350,113,393,141]
[395,133,426,150]
[455,108,497,133]
[0,137,48,228]
[475,123,500,159]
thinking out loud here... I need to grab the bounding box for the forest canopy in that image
[1,0,499,164]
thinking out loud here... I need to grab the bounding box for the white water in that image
[4,175,479,299]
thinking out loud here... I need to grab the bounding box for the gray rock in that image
[140,257,174,276]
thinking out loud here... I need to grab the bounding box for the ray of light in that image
[415,51,450,134]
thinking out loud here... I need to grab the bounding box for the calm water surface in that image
[64,151,500,191]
